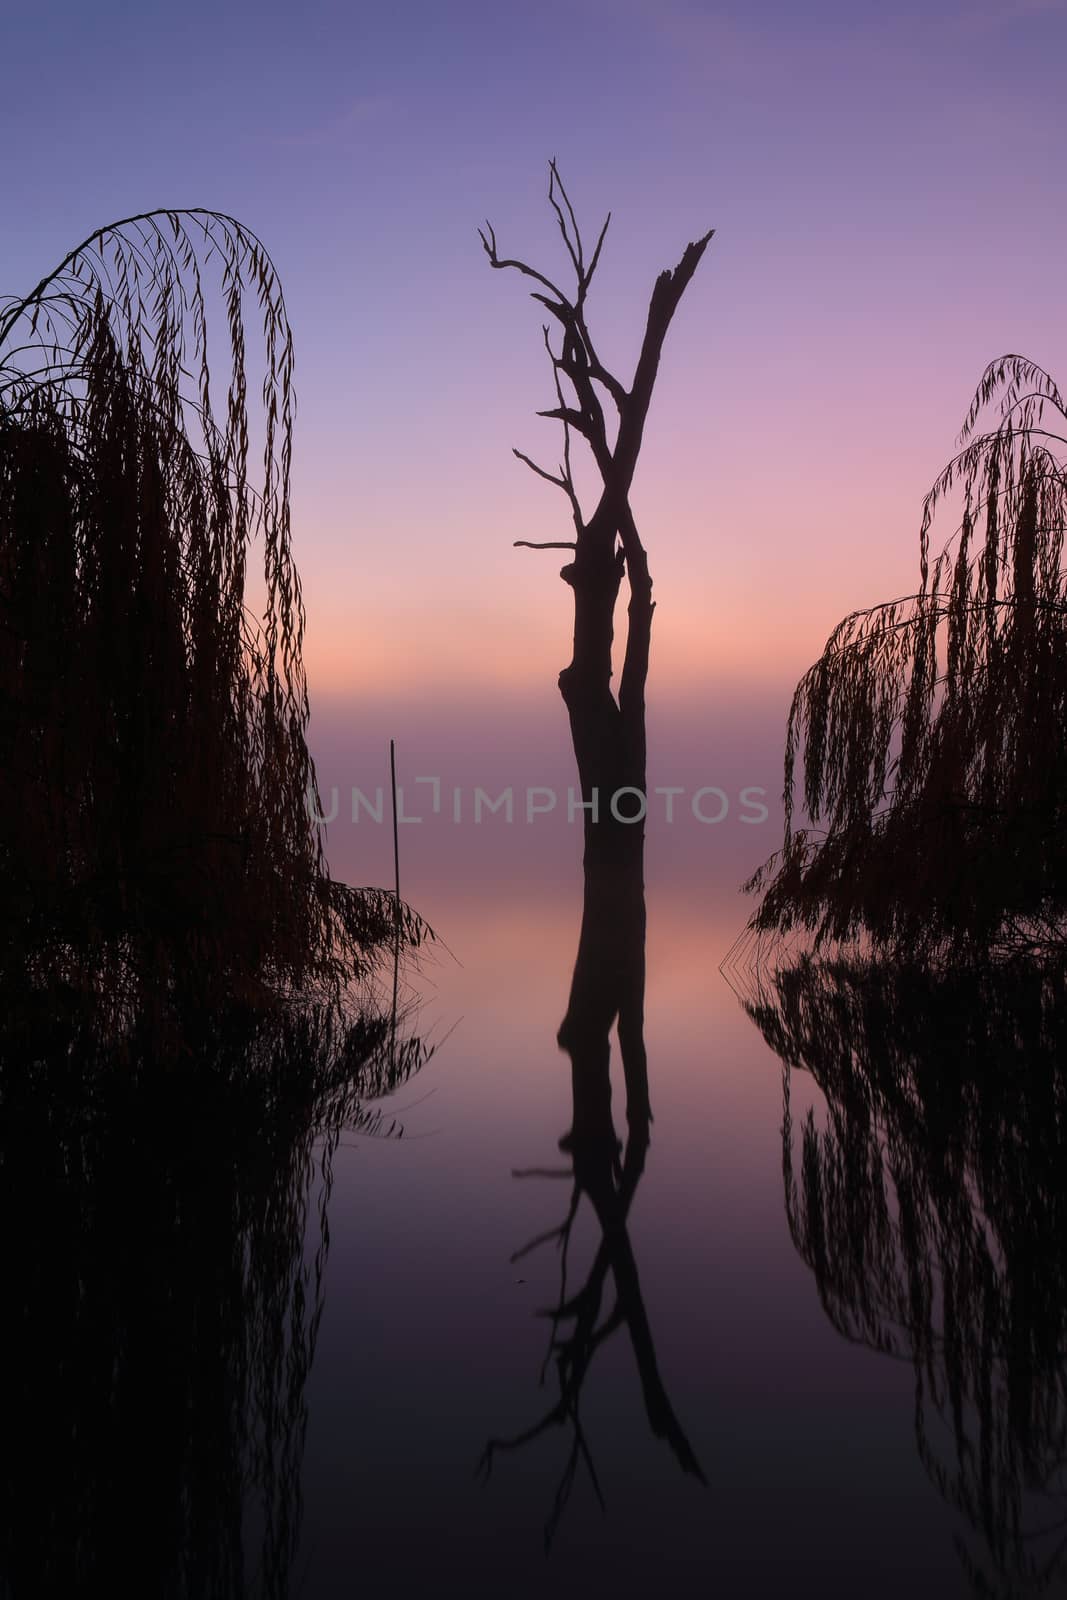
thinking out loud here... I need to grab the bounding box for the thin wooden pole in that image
[390,739,400,1047]
[390,739,400,907]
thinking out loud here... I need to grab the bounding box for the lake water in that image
[6,800,1059,1598]
[290,848,991,1598]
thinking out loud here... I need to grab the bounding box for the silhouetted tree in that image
[478,171,709,1537]
[481,166,712,864]
[0,211,427,1042]
[737,951,1067,1598]
[748,356,1067,960]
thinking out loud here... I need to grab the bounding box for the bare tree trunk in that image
[559,511,653,868]
[481,165,710,871]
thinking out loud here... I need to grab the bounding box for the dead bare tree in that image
[481,164,712,864]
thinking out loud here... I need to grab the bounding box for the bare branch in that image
[547,159,583,281]
[566,210,625,412]
[510,1223,571,1263]
[511,1182,581,1263]
[479,220,572,309]
[480,169,648,485]
[611,227,715,501]
[482,170,713,604]
[512,448,569,490]
[530,292,569,323]
[535,403,593,434]
[543,325,584,528]
[577,335,628,413]
[514,540,578,550]
[585,212,612,288]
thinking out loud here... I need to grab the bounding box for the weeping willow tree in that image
[740,954,1067,1598]
[0,211,425,1038]
[748,356,1067,960]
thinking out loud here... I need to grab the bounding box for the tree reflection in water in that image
[737,951,1067,1597]
[0,1008,429,1599]
[480,853,705,1547]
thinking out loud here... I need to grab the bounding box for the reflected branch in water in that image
[480,851,705,1547]
[739,950,1067,1597]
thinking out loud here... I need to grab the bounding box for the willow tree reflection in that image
[739,952,1067,1596]
[480,849,705,1546]
[0,1008,428,1600]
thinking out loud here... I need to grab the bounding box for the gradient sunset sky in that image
[3,0,1065,893]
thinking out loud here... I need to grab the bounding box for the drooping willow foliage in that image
[0,211,426,1034]
[741,953,1067,1598]
[748,356,1067,959]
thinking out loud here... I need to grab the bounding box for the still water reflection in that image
[741,955,1067,1598]
[479,853,705,1545]
[3,861,1064,1597]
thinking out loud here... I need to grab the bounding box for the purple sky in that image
[3,0,1065,891]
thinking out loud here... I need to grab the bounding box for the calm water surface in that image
[295,858,980,1597]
